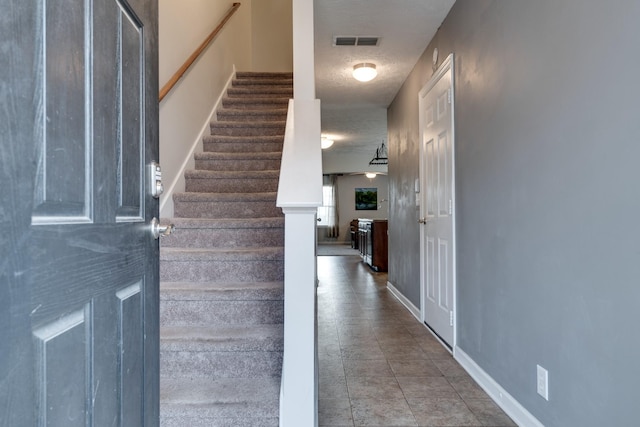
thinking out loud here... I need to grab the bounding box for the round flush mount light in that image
[365,172,377,179]
[321,137,334,149]
[352,63,377,82]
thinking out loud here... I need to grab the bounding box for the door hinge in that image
[447,88,452,104]
[450,311,454,326]
[448,199,452,215]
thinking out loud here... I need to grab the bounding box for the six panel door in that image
[0,0,159,424]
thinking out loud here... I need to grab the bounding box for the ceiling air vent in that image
[356,37,379,46]
[335,36,357,46]
[333,36,380,47]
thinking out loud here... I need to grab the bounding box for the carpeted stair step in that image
[161,281,284,302]
[227,86,293,98]
[194,151,281,172]
[161,325,283,379]
[160,247,284,283]
[231,77,292,87]
[161,325,283,352]
[229,80,292,91]
[209,121,285,137]
[161,281,283,327]
[184,170,279,193]
[160,70,288,427]
[161,217,284,248]
[160,377,280,427]
[203,135,283,153]
[173,192,282,219]
[221,97,289,110]
[235,71,293,80]
[217,108,287,122]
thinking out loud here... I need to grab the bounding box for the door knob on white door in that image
[418,218,429,224]
[150,217,174,239]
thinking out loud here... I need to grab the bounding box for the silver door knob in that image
[418,218,428,224]
[150,217,174,239]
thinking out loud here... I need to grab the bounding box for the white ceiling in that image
[314,0,456,161]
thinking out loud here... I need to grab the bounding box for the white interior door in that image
[419,54,455,347]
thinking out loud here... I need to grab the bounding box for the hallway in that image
[317,255,515,426]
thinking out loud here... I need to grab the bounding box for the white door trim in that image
[418,53,457,349]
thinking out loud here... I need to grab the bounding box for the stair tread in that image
[203,134,283,142]
[167,217,283,229]
[223,96,288,102]
[161,280,282,291]
[211,120,285,128]
[231,79,293,86]
[161,378,280,423]
[218,108,287,114]
[161,246,283,262]
[235,71,293,78]
[228,84,292,89]
[194,151,281,160]
[185,170,279,179]
[221,101,288,110]
[227,88,292,97]
[161,377,280,406]
[161,325,283,351]
[173,192,277,202]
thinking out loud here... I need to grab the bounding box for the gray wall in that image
[387,1,640,425]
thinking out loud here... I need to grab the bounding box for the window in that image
[317,175,339,238]
[317,184,335,227]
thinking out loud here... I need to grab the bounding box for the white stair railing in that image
[277,98,322,426]
[278,0,321,424]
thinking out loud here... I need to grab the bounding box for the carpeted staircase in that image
[159,72,292,427]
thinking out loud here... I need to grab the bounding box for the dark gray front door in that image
[0,0,159,425]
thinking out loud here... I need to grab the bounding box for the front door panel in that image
[0,0,159,425]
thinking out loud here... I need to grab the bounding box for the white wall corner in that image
[454,347,545,427]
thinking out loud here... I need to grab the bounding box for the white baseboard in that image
[455,347,544,427]
[387,281,453,355]
[159,67,237,217]
[387,283,544,427]
[387,281,421,321]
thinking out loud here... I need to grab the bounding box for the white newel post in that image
[280,206,319,426]
[278,0,321,424]
[277,97,322,426]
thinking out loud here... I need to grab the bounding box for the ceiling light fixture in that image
[321,137,334,149]
[365,172,377,179]
[352,63,377,82]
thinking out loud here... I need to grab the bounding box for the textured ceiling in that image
[314,0,456,163]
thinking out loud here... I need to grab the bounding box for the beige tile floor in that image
[317,255,516,427]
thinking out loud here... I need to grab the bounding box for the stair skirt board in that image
[160,72,292,426]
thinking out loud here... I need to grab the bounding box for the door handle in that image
[418,218,429,224]
[150,217,174,239]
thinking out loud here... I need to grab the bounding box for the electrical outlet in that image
[537,365,549,400]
